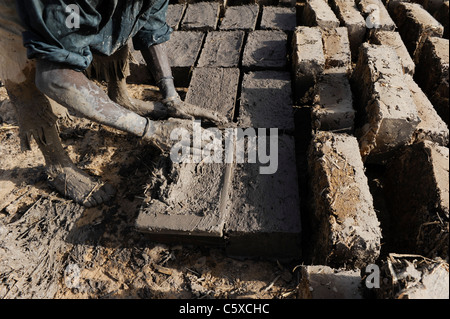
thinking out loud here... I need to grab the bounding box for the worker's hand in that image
[163,95,227,126]
[143,118,215,155]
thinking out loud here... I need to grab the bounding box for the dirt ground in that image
[0,85,302,299]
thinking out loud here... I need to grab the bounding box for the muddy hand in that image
[142,117,212,154]
[163,95,227,126]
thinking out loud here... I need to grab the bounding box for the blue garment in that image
[16,0,172,71]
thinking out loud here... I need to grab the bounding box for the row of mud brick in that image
[130,0,449,298]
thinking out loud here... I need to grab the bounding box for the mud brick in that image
[242,30,288,70]
[390,2,444,61]
[197,31,245,68]
[166,31,205,87]
[225,135,302,259]
[358,0,396,31]
[351,44,420,161]
[308,131,382,268]
[415,37,449,124]
[405,74,449,146]
[329,0,366,59]
[370,31,415,75]
[433,1,449,38]
[136,162,232,239]
[303,0,340,29]
[322,27,352,72]
[219,4,259,31]
[312,70,355,132]
[299,266,363,299]
[238,71,294,131]
[292,27,325,102]
[260,6,297,31]
[167,4,186,31]
[384,141,449,259]
[185,67,240,122]
[377,256,449,299]
[180,2,220,31]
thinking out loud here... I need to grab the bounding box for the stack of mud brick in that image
[292,0,449,299]
[134,1,303,260]
[128,0,448,299]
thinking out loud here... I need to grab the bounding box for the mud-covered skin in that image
[4,68,116,208]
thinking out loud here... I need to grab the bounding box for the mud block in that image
[329,0,366,59]
[185,67,240,122]
[358,0,396,31]
[242,30,288,70]
[351,44,420,161]
[415,37,449,124]
[384,141,449,258]
[135,162,232,238]
[181,2,220,31]
[167,4,186,31]
[197,31,245,68]
[299,266,363,299]
[225,135,302,259]
[433,1,449,38]
[405,75,449,146]
[322,27,352,72]
[292,26,325,102]
[377,256,449,299]
[260,6,297,31]
[390,2,444,61]
[312,70,355,132]
[219,4,259,31]
[238,71,294,131]
[303,0,340,29]
[370,31,416,75]
[166,31,205,87]
[308,132,382,269]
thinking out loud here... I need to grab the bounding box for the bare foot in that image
[47,165,116,208]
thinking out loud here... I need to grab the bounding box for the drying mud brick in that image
[219,4,259,31]
[292,27,325,102]
[377,255,449,299]
[415,37,449,124]
[433,1,449,38]
[238,71,295,131]
[322,27,352,72]
[225,135,302,259]
[390,2,444,62]
[351,43,420,162]
[329,0,367,59]
[298,265,363,299]
[180,2,220,31]
[303,0,340,29]
[242,30,288,70]
[308,132,382,269]
[197,31,245,68]
[260,6,297,31]
[358,0,396,31]
[166,31,205,87]
[0,199,85,298]
[312,70,355,132]
[405,75,449,146]
[135,162,232,239]
[185,67,240,122]
[370,31,415,75]
[166,4,186,31]
[384,141,449,259]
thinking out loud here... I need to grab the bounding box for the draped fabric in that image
[16,0,172,71]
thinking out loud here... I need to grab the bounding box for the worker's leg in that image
[5,64,115,207]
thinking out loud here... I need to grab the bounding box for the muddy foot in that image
[47,166,116,208]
